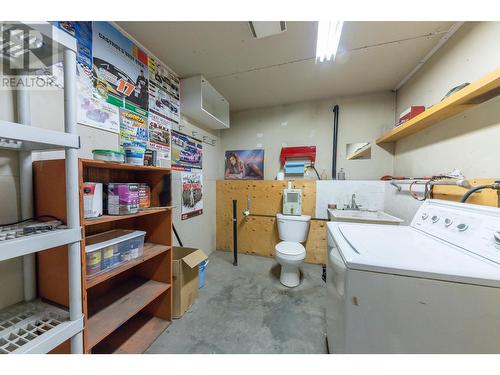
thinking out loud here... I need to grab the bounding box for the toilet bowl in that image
[275,213,311,287]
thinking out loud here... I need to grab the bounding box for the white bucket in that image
[123,144,145,166]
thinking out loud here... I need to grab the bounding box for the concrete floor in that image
[147,251,327,354]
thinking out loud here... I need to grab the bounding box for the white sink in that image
[327,209,404,225]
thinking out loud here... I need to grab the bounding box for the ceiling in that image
[117,21,456,112]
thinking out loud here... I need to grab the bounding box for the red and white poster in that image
[181,170,203,220]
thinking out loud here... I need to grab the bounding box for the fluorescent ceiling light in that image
[316,21,344,63]
[248,21,286,39]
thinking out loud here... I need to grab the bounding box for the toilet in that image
[275,213,311,287]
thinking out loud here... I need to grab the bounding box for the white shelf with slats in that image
[0,300,83,354]
[0,228,82,262]
[0,120,80,151]
[0,21,83,354]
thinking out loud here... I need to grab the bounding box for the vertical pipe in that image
[232,200,238,266]
[16,77,36,302]
[173,225,184,247]
[63,47,83,354]
[332,105,339,180]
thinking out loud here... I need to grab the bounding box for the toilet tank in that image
[276,213,311,242]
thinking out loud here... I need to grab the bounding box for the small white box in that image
[83,182,103,219]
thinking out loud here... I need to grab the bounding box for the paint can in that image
[138,184,151,209]
[101,246,114,270]
[86,250,102,276]
[107,183,139,215]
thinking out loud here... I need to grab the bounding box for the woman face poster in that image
[224,150,264,180]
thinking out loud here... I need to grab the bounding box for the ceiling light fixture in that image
[315,21,344,63]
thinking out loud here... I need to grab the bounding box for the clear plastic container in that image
[92,149,125,163]
[85,229,146,277]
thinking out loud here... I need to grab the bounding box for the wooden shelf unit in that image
[376,67,500,145]
[346,144,371,160]
[34,159,173,354]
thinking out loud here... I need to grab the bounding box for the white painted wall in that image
[170,116,222,253]
[0,90,25,309]
[223,92,396,180]
[315,180,386,219]
[394,21,500,178]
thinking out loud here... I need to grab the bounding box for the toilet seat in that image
[275,241,306,260]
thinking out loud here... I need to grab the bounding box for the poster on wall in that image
[148,82,180,123]
[148,113,172,151]
[148,55,180,100]
[52,22,123,132]
[51,21,181,138]
[147,55,180,124]
[119,109,148,147]
[224,150,265,180]
[171,130,203,171]
[92,22,149,118]
[181,170,203,220]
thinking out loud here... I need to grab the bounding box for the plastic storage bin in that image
[85,229,146,277]
[92,149,125,163]
[198,259,209,289]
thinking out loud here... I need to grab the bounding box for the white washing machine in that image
[326,199,500,353]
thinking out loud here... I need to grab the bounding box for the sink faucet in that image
[344,193,361,210]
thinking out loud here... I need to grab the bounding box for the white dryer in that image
[326,199,500,353]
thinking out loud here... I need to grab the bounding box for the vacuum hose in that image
[460,182,500,203]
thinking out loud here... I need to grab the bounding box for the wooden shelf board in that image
[376,67,500,145]
[81,158,171,172]
[84,207,172,227]
[86,243,171,289]
[87,277,170,349]
[93,313,171,354]
[346,144,371,160]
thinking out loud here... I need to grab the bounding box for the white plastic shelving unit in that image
[0,21,84,354]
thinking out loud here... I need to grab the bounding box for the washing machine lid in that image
[276,241,305,256]
[331,223,500,288]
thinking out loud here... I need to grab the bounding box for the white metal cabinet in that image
[180,75,229,130]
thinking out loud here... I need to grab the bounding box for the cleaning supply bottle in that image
[320,169,328,180]
[337,168,346,180]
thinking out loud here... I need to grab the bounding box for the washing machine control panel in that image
[412,200,500,264]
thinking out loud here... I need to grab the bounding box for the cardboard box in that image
[172,247,208,318]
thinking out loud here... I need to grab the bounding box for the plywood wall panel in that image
[216,180,326,264]
[305,220,327,265]
[432,178,500,207]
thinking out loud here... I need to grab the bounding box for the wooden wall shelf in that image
[34,158,173,354]
[346,144,371,160]
[376,67,500,145]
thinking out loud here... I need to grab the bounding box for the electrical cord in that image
[409,180,431,201]
[306,165,321,180]
[0,215,62,227]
